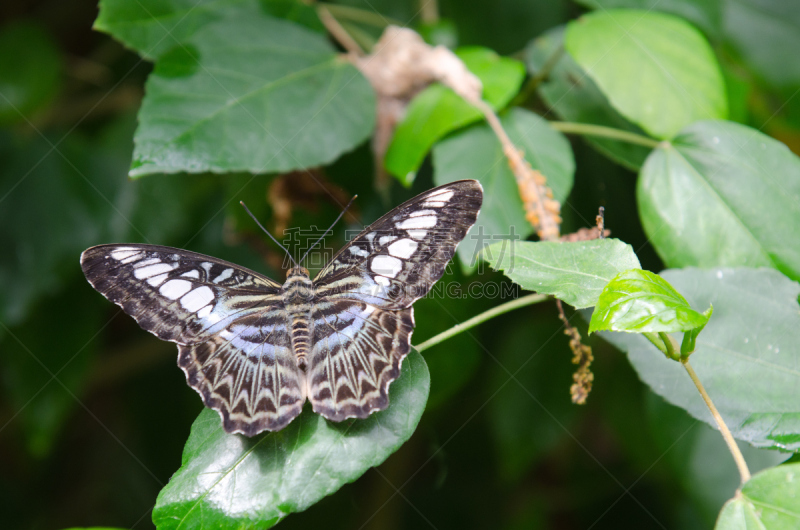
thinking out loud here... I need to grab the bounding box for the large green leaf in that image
[0,21,60,124]
[637,120,800,282]
[433,108,574,274]
[589,269,711,334]
[526,26,653,170]
[565,9,728,139]
[716,463,800,529]
[153,349,429,529]
[601,268,800,450]
[485,238,641,309]
[384,47,525,184]
[97,0,375,177]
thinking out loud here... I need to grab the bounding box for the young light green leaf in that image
[526,26,652,170]
[384,47,525,184]
[589,269,710,334]
[97,1,375,177]
[484,238,640,309]
[565,9,728,139]
[0,21,60,124]
[638,120,800,282]
[433,108,574,274]
[716,463,800,529]
[152,349,429,530]
[600,268,800,450]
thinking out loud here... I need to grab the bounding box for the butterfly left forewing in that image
[81,244,305,435]
[314,180,482,310]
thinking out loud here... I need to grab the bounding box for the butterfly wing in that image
[81,244,305,435]
[308,299,414,421]
[307,180,482,421]
[314,179,483,309]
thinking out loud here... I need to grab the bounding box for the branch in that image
[415,293,549,352]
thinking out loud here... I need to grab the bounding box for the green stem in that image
[682,360,752,485]
[549,121,661,149]
[319,3,401,27]
[415,293,549,353]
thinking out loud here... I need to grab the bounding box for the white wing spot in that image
[427,189,454,202]
[397,216,437,229]
[213,268,234,283]
[408,209,436,218]
[181,270,200,279]
[388,238,418,259]
[371,255,403,278]
[134,258,160,268]
[134,263,174,280]
[181,286,214,312]
[120,253,145,264]
[147,273,169,287]
[196,305,213,319]
[159,279,192,300]
[348,246,369,258]
[422,200,447,207]
[407,229,427,240]
[378,235,397,246]
[110,248,139,261]
[375,275,390,286]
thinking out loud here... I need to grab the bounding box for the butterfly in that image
[81,180,483,436]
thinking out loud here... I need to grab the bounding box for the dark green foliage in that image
[1,1,799,529]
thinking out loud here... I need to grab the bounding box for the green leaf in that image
[589,269,710,334]
[637,120,800,282]
[600,268,800,450]
[433,108,574,274]
[573,0,722,39]
[153,349,430,529]
[384,47,525,184]
[716,463,800,529]
[0,21,60,124]
[97,0,375,177]
[526,26,653,170]
[485,238,641,309]
[565,9,728,139]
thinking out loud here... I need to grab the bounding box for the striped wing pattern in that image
[81,180,482,436]
[81,245,305,435]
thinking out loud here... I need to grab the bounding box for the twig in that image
[415,293,549,352]
[317,5,364,56]
[468,98,561,241]
[683,360,751,485]
[549,121,660,148]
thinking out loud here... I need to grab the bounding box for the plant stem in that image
[415,293,549,353]
[317,5,364,56]
[549,121,661,148]
[682,360,752,485]
[318,3,402,27]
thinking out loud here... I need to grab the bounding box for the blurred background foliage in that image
[0,0,798,529]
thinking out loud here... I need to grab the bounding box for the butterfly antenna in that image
[239,201,299,268]
[299,195,357,267]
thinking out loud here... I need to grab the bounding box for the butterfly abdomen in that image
[283,267,314,370]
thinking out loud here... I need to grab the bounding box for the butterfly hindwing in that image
[314,180,483,309]
[308,299,414,421]
[80,244,305,435]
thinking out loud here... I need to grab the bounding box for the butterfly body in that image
[81,180,482,436]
